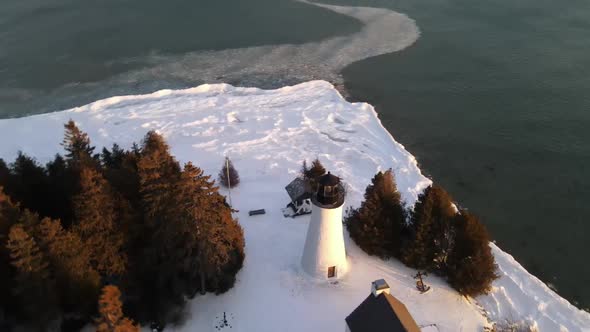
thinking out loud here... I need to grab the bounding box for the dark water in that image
[0,0,361,117]
[331,0,590,309]
[1,0,589,310]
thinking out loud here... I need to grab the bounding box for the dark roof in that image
[285,177,312,202]
[345,293,420,332]
[373,279,389,291]
[318,171,340,186]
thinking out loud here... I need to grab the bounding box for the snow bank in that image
[0,81,588,331]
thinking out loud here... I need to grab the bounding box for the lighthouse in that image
[301,171,348,279]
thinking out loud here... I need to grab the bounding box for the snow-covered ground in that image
[0,81,588,331]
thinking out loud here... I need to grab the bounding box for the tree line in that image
[0,121,245,331]
[344,167,498,297]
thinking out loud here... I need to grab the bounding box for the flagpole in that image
[226,157,233,208]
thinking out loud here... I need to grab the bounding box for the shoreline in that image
[338,75,590,317]
[0,81,588,330]
[335,71,590,313]
[1,0,588,317]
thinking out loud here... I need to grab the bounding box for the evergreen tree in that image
[95,285,140,332]
[0,189,21,321]
[446,210,498,296]
[73,166,127,277]
[302,158,326,190]
[132,131,183,322]
[401,185,456,272]
[45,154,77,225]
[5,152,51,217]
[218,157,240,188]
[176,163,213,295]
[130,132,244,323]
[0,128,247,327]
[131,142,141,156]
[37,218,101,320]
[7,224,58,330]
[101,145,141,209]
[15,209,45,240]
[101,147,113,169]
[0,188,21,238]
[138,131,181,222]
[180,162,244,294]
[306,158,326,180]
[62,120,96,166]
[101,143,126,170]
[346,170,407,258]
[0,159,9,187]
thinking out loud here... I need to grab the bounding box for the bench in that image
[248,209,266,216]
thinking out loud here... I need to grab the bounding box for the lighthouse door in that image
[327,266,336,278]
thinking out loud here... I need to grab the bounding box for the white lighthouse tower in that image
[301,171,348,279]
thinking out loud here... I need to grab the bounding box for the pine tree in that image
[5,152,51,217]
[302,158,326,190]
[0,128,249,327]
[131,142,141,156]
[45,154,77,224]
[0,188,21,237]
[0,189,21,321]
[218,157,240,188]
[346,170,406,258]
[305,158,326,179]
[138,131,181,221]
[101,145,141,209]
[62,120,96,166]
[101,147,113,169]
[73,166,127,277]
[131,131,183,322]
[7,224,58,330]
[0,158,9,187]
[446,210,498,296]
[401,185,456,272]
[176,163,214,294]
[37,218,101,320]
[180,162,244,294]
[95,285,140,332]
[101,143,126,170]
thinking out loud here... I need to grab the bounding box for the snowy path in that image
[0,81,588,331]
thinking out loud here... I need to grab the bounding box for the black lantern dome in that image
[313,171,345,208]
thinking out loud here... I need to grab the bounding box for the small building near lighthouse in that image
[282,177,313,217]
[301,171,348,279]
[345,279,420,332]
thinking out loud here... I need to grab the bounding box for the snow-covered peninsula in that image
[0,81,588,331]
